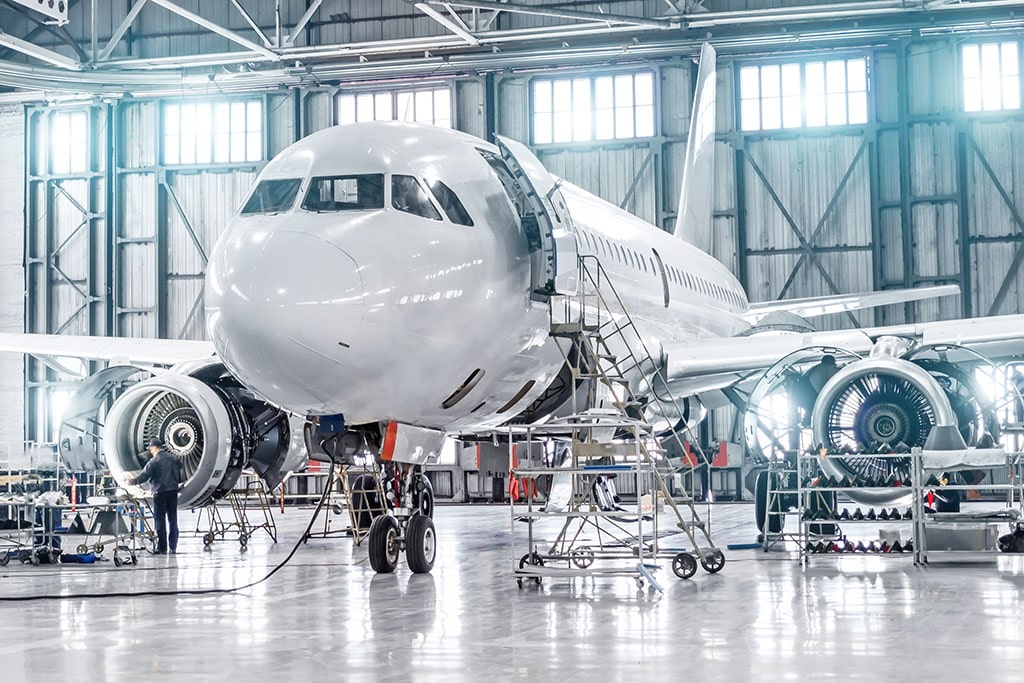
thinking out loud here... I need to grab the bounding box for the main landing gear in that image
[367,466,436,574]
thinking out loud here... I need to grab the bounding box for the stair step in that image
[550,323,600,335]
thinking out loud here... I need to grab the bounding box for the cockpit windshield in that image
[240,178,302,215]
[302,174,385,212]
[392,175,442,220]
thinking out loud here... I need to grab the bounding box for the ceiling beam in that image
[97,0,149,62]
[229,0,273,48]
[286,0,324,46]
[421,0,679,29]
[416,2,479,45]
[148,0,280,60]
[0,29,79,69]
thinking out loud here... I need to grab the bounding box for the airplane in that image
[3,43,1024,574]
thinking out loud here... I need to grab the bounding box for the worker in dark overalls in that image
[127,438,181,555]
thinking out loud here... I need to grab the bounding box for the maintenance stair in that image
[511,254,725,588]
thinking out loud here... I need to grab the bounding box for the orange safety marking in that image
[381,421,400,461]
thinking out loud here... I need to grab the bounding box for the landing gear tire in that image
[672,552,698,579]
[405,514,436,574]
[755,470,785,536]
[416,476,435,519]
[368,515,400,574]
[700,549,726,574]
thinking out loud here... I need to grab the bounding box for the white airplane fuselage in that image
[205,122,749,431]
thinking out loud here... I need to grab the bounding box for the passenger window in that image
[428,179,474,226]
[392,175,442,220]
[242,178,302,215]
[303,174,384,211]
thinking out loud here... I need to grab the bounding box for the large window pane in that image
[740,57,869,131]
[531,71,655,143]
[962,41,1021,113]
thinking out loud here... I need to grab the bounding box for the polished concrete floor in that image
[1,502,1023,681]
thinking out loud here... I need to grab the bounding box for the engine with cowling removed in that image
[744,337,1016,537]
[59,359,305,509]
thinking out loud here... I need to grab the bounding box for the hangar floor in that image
[1,503,1023,680]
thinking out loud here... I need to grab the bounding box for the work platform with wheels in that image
[509,254,725,589]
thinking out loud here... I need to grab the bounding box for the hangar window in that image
[163,100,263,165]
[532,71,655,145]
[962,42,1020,112]
[739,57,869,131]
[302,174,384,211]
[337,87,452,128]
[50,110,88,174]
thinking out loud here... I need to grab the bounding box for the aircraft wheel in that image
[368,515,400,574]
[700,549,726,574]
[405,514,436,574]
[672,552,698,579]
[416,476,435,518]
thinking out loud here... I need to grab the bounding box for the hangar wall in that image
[0,105,24,451]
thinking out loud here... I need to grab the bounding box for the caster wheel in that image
[700,549,726,574]
[94,544,105,554]
[114,557,122,567]
[203,532,215,547]
[239,534,248,550]
[30,553,41,566]
[518,553,544,586]
[569,549,595,569]
[0,551,9,566]
[672,552,698,579]
[76,544,89,555]
[130,553,137,564]
[332,504,344,516]
[635,578,645,589]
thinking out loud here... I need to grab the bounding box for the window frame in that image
[161,98,264,166]
[48,109,89,175]
[737,54,871,133]
[336,85,454,128]
[530,69,658,146]
[961,40,1022,114]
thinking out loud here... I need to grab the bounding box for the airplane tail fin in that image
[671,42,717,252]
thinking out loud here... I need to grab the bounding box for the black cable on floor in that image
[0,462,339,602]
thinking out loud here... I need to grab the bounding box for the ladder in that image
[551,254,722,565]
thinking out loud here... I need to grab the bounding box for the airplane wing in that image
[0,333,215,366]
[662,313,1024,398]
[743,284,960,323]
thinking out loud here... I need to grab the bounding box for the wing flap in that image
[744,285,960,324]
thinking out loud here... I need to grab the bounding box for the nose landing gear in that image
[366,466,437,574]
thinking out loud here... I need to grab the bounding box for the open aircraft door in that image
[495,135,580,301]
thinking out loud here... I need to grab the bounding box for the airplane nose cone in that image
[206,230,364,412]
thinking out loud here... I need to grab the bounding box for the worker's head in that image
[822,354,836,366]
[148,437,165,455]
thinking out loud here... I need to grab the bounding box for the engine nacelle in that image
[102,362,305,508]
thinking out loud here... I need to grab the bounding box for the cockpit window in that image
[302,174,385,212]
[240,179,302,215]
[428,180,474,226]
[392,175,442,221]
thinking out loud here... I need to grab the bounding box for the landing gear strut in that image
[366,465,437,574]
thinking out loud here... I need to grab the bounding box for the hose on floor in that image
[0,462,341,601]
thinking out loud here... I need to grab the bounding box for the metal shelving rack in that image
[912,448,1023,564]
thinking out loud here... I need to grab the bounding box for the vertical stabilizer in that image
[672,43,717,252]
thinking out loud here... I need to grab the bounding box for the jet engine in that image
[102,361,305,508]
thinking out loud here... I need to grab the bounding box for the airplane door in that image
[494,135,580,301]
